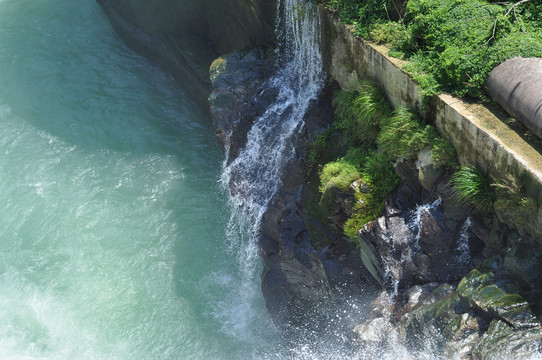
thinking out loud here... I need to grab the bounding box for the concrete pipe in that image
[487,57,542,139]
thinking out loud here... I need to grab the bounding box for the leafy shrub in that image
[377,106,431,159]
[317,0,542,100]
[321,0,395,37]
[450,165,495,214]
[332,86,391,148]
[401,0,542,98]
[370,21,412,55]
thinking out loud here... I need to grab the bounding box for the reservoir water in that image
[0,0,284,358]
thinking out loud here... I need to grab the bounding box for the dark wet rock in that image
[393,158,427,202]
[318,182,355,226]
[457,269,540,330]
[416,147,447,196]
[504,238,542,290]
[472,320,542,360]
[358,199,468,291]
[209,49,275,158]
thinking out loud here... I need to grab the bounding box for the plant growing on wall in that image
[450,165,495,214]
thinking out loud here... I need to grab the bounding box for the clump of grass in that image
[376,106,458,167]
[333,85,391,148]
[430,136,458,169]
[319,160,360,193]
[377,106,432,159]
[450,165,495,214]
[493,175,538,229]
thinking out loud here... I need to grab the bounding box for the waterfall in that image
[216,0,324,339]
[456,217,472,266]
[221,0,324,240]
[407,197,443,252]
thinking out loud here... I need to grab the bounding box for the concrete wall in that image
[97,0,276,109]
[320,8,542,205]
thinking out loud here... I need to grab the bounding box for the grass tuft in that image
[450,165,495,214]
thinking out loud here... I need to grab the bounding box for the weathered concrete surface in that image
[97,0,276,109]
[487,57,542,139]
[320,8,542,209]
[99,0,276,55]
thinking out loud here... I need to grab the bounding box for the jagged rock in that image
[504,238,542,290]
[318,181,355,227]
[441,312,483,359]
[369,291,395,318]
[209,49,275,157]
[417,147,447,196]
[457,268,541,330]
[359,200,467,290]
[472,320,542,360]
[353,317,392,346]
[393,158,427,201]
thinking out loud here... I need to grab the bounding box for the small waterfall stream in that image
[221,0,323,254]
[215,0,326,350]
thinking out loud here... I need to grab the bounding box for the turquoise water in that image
[0,0,282,358]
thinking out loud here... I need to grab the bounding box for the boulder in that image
[209,49,275,157]
[359,199,468,290]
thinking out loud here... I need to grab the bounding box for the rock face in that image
[96,0,276,108]
[357,158,477,291]
[209,50,368,339]
[488,57,542,139]
[99,0,275,55]
[351,236,542,359]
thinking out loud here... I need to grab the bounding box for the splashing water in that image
[456,217,472,266]
[408,197,443,251]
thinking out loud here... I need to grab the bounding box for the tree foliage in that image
[317,0,542,99]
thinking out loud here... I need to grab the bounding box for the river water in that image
[0,0,287,358]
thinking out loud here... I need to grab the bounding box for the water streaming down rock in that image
[221,0,324,233]
[216,0,335,343]
[455,217,472,267]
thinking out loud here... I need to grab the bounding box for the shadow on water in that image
[0,0,287,358]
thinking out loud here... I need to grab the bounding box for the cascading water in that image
[220,0,323,276]
[456,217,472,266]
[221,0,323,233]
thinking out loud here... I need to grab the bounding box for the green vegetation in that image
[317,0,542,99]
[450,165,495,214]
[332,85,390,148]
[319,159,360,192]
[319,83,456,240]
[344,151,399,238]
[493,175,539,231]
[306,128,333,176]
